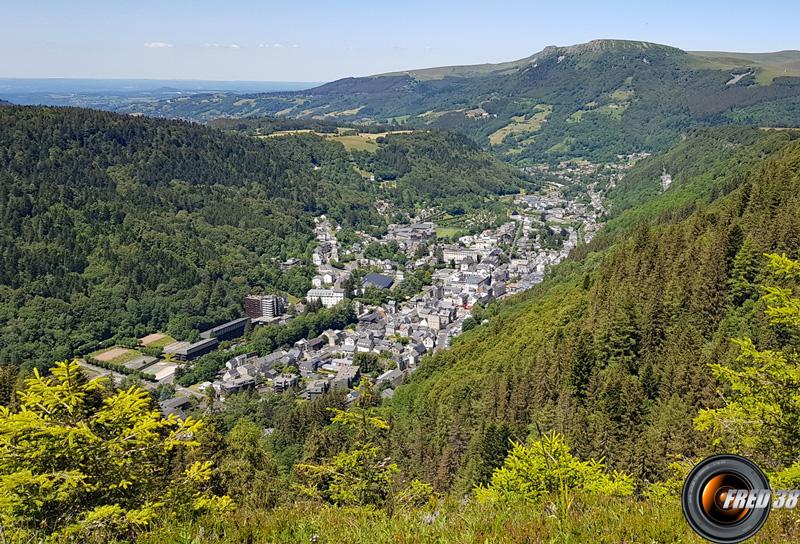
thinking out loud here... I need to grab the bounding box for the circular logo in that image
[682,454,771,543]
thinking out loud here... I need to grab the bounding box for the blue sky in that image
[2,0,798,81]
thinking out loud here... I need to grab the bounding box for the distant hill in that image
[114,40,800,162]
[688,49,800,84]
[0,106,525,368]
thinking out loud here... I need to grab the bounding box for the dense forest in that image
[112,40,800,162]
[351,131,530,203]
[0,106,525,377]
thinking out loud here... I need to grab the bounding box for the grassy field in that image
[489,105,553,145]
[136,496,800,544]
[139,333,177,349]
[436,226,467,239]
[688,50,800,84]
[331,134,380,152]
[262,130,413,152]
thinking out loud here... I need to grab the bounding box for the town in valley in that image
[80,156,643,416]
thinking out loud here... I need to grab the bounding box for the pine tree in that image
[695,254,800,469]
[727,236,762,306]
[0,360,230,541]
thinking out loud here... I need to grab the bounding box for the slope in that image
[689,49,800,84]
[0,106,526,371]
[386,127,800,492]
[115,40,800,162]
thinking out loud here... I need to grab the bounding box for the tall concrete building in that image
[244,294,287,319]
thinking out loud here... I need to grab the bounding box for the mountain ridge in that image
[111,39,800,162]
[376,39,685,81]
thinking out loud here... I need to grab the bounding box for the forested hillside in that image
[388,128,800,491]
[351,131,527,203]
[3,111,800,542]
[4,125,799,544]
[115,40,800,162]
[0,106,525,375]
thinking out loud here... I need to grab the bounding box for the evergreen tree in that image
[0,361,230,541]
[695,254,800,469]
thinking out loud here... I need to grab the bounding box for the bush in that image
[475,432,634,503]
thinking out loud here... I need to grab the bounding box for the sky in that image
[2,0,799,82]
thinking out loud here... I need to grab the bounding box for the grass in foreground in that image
[137,496,800,544]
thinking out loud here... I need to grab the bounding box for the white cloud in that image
[144,42,173,49]
[203,43,241,49]
[258,43,298,49]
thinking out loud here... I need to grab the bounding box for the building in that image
[146,361,179,381]
[363,272,394,290]
[159,397,191,418]
[306,288,345,308]
[273,373,299,393]
[442,247,482,265]
[333,365,360,389]
[306,336,327,353]
[299,358,322,375]
[303,379,330,400]
[376,368,404,388]
[244,294,287,319]
[163,338,219,361]
[200,317,249,342]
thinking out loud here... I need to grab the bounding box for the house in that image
[319,267,337,285]
[225,353,249,370]
[222,367,241,382]
[376,368,404,388]
[253,351,287,372]
[333,364,360,390]
[281,257,300,271]
[221,376,256,395]
[380,388,395,400]
[306,336,327,353]
[356,332,374,353]
[159,396,191,418]
[418,309,443,332]
[273,373,299,393]
[403,347,422,369]
[303,379,330,400]
[299,359,321,375]
[342,334,357,353]
[435,331,449,351]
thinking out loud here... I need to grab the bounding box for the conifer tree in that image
[695,254,800,469]
[0,360,231,541]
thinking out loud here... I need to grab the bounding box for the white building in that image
[306,288,345,308]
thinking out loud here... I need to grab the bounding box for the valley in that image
[3,30,800,544]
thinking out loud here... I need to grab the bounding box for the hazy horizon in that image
[2,0,798,81]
